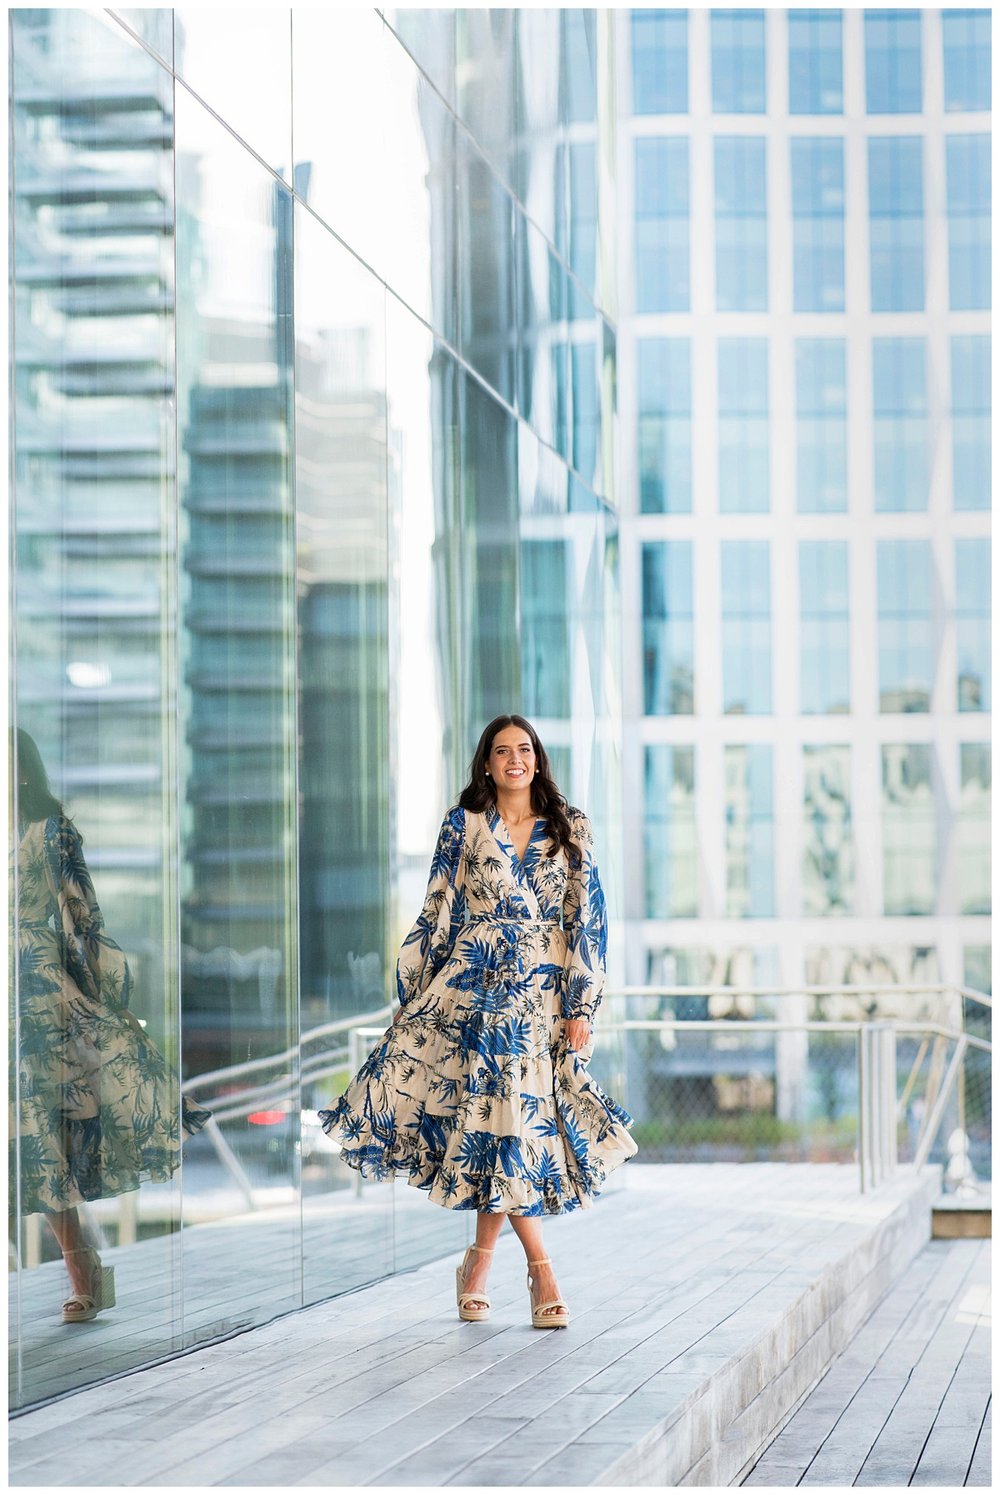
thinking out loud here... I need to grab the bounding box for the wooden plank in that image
[966,1397,992,1487]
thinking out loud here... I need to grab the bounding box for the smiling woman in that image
[318,713,637,1330]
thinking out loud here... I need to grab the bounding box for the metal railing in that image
[170,983,989,1210]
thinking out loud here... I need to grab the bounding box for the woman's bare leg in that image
[44,1208,95,1296]
[459,1212,505,1309]
[507,1215,565,1317]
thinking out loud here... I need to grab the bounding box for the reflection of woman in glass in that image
[321,715,636,1327]
[11,729,210,1322]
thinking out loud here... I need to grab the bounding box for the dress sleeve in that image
[561,809,608,1024]
[44,814,133,1010]
[395,806,466,1008]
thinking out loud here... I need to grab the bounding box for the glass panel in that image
[645,746,697,917]
[173,8,291,180]
[725,745,774,916]
[800,541,850,713]
[111,7,174,66]
[638,339,692,514]
[292,8,387,287]
[802,746,854,915]
[514,9,564,246]
[722,541,771,714]
[632,8,688,114]
[174,86,300,1338]
[714,136,768,311]
[462,371,521,728]
[642,542,694,715]
[718,339,769,513]
[882,745,936,914]
[294,210,396,1295]
[383,6,456,111]
[865,9,922,113]
[877,539,933,711]
[796,339,847,512]
[956,539,991,711]
[382,31,458,339]
[868,136,925,312]
[958,745,991,914]
[711,8,767,113]
[952,335,991,511]
[946,134,991,311]
[455,7,516,185]
[873,337,928,511]
[791,138,845,312]
[10,7,182,1408]
[634,137,690,312]
[517,212,570,459]
[942,9,991,112]
[788,9,843,114]
[458,137,516,408]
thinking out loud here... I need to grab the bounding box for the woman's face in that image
[487,725,537,789]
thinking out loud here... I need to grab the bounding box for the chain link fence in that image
[589,986,991,1189]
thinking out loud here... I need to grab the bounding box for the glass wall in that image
[9,6,622,1411]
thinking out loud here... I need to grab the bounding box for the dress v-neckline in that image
[489,807,544,874]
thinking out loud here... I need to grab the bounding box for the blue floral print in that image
[319,805,637,1215]
[11,815,211,1215]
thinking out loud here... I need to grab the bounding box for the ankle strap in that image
[468,1244,494,1255]
[527,1257,550,1267]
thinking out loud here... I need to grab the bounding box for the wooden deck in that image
[743,1236,991,1487]
[8,1163,956,1487]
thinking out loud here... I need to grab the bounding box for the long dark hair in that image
[13,728,64,825]
[458,714,580,866]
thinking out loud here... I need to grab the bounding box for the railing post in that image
[858,1022,897,1192]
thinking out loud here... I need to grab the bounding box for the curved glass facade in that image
[9,7,622,1410]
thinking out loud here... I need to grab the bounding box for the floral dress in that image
[319,804,637,1215]
[11,814,211,1215]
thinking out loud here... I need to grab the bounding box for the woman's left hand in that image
[563,1017,591,1051]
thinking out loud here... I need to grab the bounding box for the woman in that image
[10,728,211,1322]
[319,714,637,1327]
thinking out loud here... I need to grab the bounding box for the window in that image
[865,9,922,113]
[718,338,769,512]
[711,9,766,113]
[788,9,843,114]
[882,744,936,914]
[571,341,599,490]
[791,137,845,311]
[721,540,771,714]
[800,541,850,713]
[715,136,767,310]
[873,338,928,512]
[802,745,854,915]
[521,540,570,718]
[638,338,692,513]
[958,744,990,914]
[942,9,991,112]
[868,136,924,312]
[635,137,689,312]
[645,745,698,917]
[643,541,694,714]
[956,539,991,712]
[952,335,991,511]
[946,134,990,310]
[877,538,933,711]
[725,745,774,916]
[796,339,847,512]
[568,141,597,307]
[632,8,688,114]
[561,9,597,124]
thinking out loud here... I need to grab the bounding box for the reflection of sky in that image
[173,7,443,857]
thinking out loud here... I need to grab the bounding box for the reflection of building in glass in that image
[621,8,991,1127]
[11,9,175,984]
